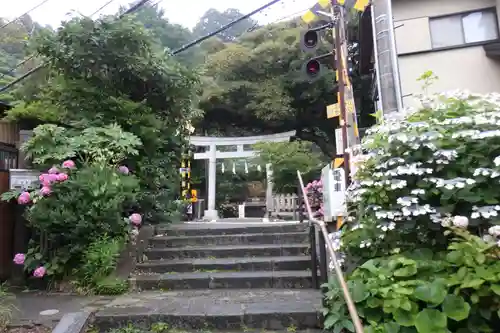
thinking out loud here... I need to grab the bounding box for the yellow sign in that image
[336,215,344,230]
[327,104,340,118]
[302,0,369,24]
[190,189,198,202]
[333,157,344,168]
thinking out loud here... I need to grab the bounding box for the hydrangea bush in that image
[305,179,324,219]
[342,91,500,259]
[324,91,500,332]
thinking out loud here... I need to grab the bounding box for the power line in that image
[0,0,118,82]
[1,0,53,29]
[0,0,153,93]
[172,0,284,55]
[89,0,117,17]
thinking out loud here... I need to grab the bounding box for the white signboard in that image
[10,169,40,190]
[321,165,346,222]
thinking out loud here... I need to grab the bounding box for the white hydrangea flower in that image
[452,216,469,228]
[488,225,500,237]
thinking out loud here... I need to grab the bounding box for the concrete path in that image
[10,292,114,328]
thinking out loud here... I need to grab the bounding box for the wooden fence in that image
[269,193,299,219]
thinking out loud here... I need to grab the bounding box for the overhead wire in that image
[0,0,53,29]
[0,0,154,93]
[172,0,285,55]
[0,0,119,82]
[2,0,286,91]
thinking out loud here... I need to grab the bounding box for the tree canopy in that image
[193,8,258,42]
[194,19,345,157]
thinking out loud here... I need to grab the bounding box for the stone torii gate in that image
[189,131,296,220]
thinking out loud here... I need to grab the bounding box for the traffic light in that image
[300,29,320,52]
[305,59,321,78]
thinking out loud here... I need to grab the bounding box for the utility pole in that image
[371,0,403,114]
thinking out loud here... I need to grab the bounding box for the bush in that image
[328,91,500,332]
[21,165,139,279]
[0,283,16,330]
[342,91,500,260]
[72,235,128,294]
[324,226,500,333]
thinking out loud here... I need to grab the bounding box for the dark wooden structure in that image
[0,101,20,281]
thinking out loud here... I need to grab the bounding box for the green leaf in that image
[324,313,341,329]
[394,265,418,277]
[441,295,470,321]
[349,280,370,302]
[414,280,447,305]
[461,279,484,289]
[341,319,355,332]
[394,309,416,327]
[491,284,500,296]
[415,309,447,333]
[383,322,401,333]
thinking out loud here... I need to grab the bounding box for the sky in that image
[3,0,317,30]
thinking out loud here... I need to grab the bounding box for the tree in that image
[0,15,46,104]
[127,2,201,65]
[195,19,341,156]
[194,14,375,157]
[193,8,258,42]
[6,15,199,223]
[253,141,325,193]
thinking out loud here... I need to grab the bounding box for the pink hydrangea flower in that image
[62,160,76,169]
[33,266,46,278]
[13,253,25,265]
[39,173,49,182]
[56,173,68,182]
[118,166,129,174]
[48,167,59,174]
[40,186,51,196]
[129,213,142,226]
[17,192,31,205]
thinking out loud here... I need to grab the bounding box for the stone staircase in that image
[93,221,323,332]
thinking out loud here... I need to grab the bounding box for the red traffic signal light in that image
[305,59,321,77]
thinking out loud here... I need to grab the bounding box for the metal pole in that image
[386,0,404,111]
[370,6,384,114]
[371,0,403,115]
[331,6,350,187]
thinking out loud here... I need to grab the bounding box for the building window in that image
[430,9,498,49]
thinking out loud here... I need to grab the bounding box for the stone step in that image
[144,244,310,260]
[157,222,308,237]
[131,271,313,290]
[136,256,311,273]
[149,232,309,248]
[93,289,322,331]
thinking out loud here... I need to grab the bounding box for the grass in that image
[0,283,17,330]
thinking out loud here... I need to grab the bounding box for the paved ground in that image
[96,289,322,316]
[10,292,114,328]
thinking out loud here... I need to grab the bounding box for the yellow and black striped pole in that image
[180,154,192,200]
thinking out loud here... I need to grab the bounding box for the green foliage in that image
[72,235,128,295]
[22,124,142,167]
[326,227,500,333]
[24,165,139,278]
[0,283,16,330]
[193,8,257,42]
[7,14,198,224]
[196,19,343,157]
[253,141,324,193]
[328,91,500,332]
[341,92,500,260]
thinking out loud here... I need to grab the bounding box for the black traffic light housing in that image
[299,22,334,53]
[302,51,335,81]
[300,30,320,52]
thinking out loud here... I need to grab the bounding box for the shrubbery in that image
[324,91,500,332]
